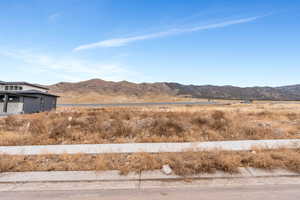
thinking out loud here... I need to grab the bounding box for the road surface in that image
[1,184,300,200]
[58,101,222,107]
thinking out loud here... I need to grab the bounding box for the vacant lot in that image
[1,148,300,175]
[0,103,300,146]
[55,92,199,104]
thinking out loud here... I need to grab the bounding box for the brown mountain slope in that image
[49,79,180,103]
[50,79,175,96]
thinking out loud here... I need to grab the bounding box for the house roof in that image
[0,90,59,97]
[16,90,59,97]
[0,81,49,90]
[0,91,38,98]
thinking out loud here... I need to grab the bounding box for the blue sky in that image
[0,0,300,86]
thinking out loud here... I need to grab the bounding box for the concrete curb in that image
[0,168,300,191]
[0,139,300,155]
[0,168,299,183]
[0,171,140,183]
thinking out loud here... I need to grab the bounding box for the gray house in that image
[0,81,58,114]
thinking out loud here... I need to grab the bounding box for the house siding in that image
[0,83,48,93]
[41,95,57,111]
[0,102,23,114]
[0,81,57,114]
[0,94,57,114]
[20,85,48,93]
[21,95,57,113]
[22,97,41,113]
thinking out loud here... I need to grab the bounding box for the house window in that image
[19,86,23,90]
[5,86,8,90]
[9,86,13,90]
[14,86,18,90]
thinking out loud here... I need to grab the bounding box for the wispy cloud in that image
[0,49,138,83]
[48,12,62,22]
[74,16,263,51]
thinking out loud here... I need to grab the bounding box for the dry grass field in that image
[55,92,198,104]
[0,102,300,146]
[1,148,300,175]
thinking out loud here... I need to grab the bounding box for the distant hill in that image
[164,83,300,100]
[50,79,175,96]
[48,79,300,102]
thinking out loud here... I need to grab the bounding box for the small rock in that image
[161,164,172,175]
[67,125,72,129]
[68,116,73,122]
[251,150,257,154]
[257,122,272,128]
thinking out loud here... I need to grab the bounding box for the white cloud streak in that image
[0,50,137,83]
[48,12,61,22]
[74,16,262,51]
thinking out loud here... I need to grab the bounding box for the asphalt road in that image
[2,184,300,200]
[58,101,222,107]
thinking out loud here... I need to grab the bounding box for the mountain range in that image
[48,79,300,102]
